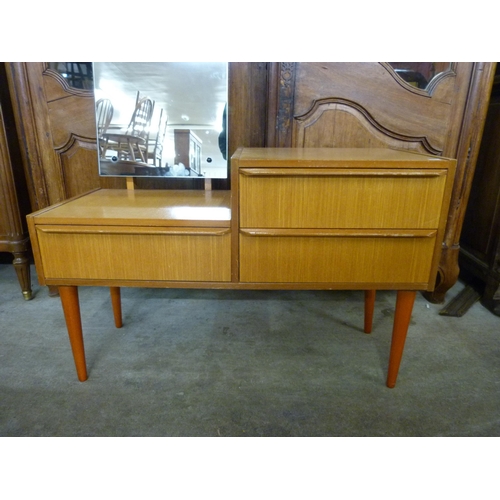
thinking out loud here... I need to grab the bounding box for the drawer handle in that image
[38,225,231,237]
[240,228,437,238]
[240,168,446,178]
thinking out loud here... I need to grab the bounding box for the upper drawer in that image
[239,168,448,229]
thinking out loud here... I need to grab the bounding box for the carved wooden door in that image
[5,62,123,212]
[267,62,496,302]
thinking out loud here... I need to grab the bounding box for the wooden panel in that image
[59,138,106,199]
[461,99,500,262]
[36,226,231,282]
[240,170,447,229]
[227,63,268,162]
[44,70,96,150]
[239,232,437,286]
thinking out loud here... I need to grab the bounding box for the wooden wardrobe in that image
[460,64,500,315]
[0,64,32,299]
[4,62,496,304]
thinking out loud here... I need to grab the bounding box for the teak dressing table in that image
[27,148,456,388]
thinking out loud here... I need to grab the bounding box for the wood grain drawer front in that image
[239,230,437,286]
[36,225,231,282]
[239,169,448,229]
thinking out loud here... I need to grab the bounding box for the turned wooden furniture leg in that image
[364,290,376,333]
[12,251,32,300]
[110,287,123,328]
[386,290,416,388]
[59,286,88,382]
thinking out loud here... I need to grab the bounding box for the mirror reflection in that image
[48,62,94,89]
[93,62,228,178]
[388,63,451,89]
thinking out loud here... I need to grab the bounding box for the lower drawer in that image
[239,230,437,286]
[36,225,231,282]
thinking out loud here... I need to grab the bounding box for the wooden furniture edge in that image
[426,158,457,290]
[230,148,243,282]
[26,214,46,286]
[41,278,432,290]
[28,187,101,218]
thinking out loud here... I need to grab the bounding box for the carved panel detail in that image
[43,67,93,99]
[276,62,296,147]
[293,99,441,154]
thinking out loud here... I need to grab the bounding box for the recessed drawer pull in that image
[37,225,231,237]
[240,168,446,178]
[240,228,437,238]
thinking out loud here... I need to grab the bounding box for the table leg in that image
[59,286,88,382]
[386,290,416,388]
[364,290,376,333]
[12,251,32,300]
[110,287,123,328]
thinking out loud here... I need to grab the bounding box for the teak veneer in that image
[27,148,456,387]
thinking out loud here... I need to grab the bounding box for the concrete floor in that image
[1,262,499,437]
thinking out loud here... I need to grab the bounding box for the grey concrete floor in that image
[1,262,499,436]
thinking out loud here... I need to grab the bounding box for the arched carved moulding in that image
[42,67,93,99]
[381,62,457,97]
[293,99,441,155]
[42,67,96,150]
[57,134,100,199]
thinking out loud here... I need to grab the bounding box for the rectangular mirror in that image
[93,62,228,178]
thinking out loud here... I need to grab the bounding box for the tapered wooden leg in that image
[110,287,123,328]
[59,286,88,382]
[364,290,376,333]
[386,290,416,388]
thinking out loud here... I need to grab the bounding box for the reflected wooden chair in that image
[147,108,168,167]
[95,98,113,157]
[105,95,155,163]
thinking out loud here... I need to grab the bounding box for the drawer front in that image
[239,231,437,286]
[239,169,447,229]
[37,225,231,282]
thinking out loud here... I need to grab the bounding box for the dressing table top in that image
[32,189,231,228]
[234,147,451,168]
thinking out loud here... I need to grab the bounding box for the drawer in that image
[239,168,448,229]
[239,230,437,286]
[36,225,231,282]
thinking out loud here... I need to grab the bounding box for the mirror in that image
[93,62,228,178]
